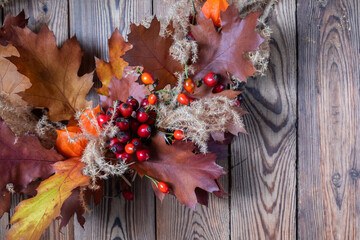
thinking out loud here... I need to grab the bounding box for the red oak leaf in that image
[0,120,64,217]
[0,10,28,46]
[123,18,183,90]
[131,134,225,209]
[191,6,265,83]
[99,67,148,109]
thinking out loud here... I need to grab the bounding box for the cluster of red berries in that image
[96,95,157,163]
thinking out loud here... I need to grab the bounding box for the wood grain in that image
[69,1,155,239]
[152,1,230,239]
[230,0,297,239]
[298,0,360,239]
[1,1,72,239]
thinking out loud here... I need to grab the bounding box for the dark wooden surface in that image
[1,0,359,239]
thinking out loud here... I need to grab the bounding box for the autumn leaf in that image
[123,18,183,90]
[0,44,31,104]
[99,67,148,109]
[0,120,64,218]
[79,105,103,136]
[202,0,229,27]
[56,126,88,158]
[95,29,131,95]
[192,84,241,100]
[191,6,265,83]
[0,10,28,46]
[131,134,225,209]
[6,158,90,240]
[8,26,94,122]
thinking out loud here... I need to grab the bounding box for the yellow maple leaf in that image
[95,29,131,96]
[202,0,229,27]
[6,158,90,240]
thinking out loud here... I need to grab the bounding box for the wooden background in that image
[0,0,359,239]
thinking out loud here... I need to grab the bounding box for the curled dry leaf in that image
[95,29,132,96]
[0,10,28,46]
[123,17,183,90]
[0,120,64,217]
[6,158,90,240]
[79,105,103,136]
[8,26,94,122]
[132,134,225,209]
[202,0,229,27]
[56,126,88,158]
[0,44,31,105]
[191,6,265,83]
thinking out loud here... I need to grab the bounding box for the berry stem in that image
[137,68,143,75]
[145,175,159,185]
[185,62,189,79]
[191,0,196,25]
[158,130,174,136]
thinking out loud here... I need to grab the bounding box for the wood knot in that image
[349,169,359,180]
[331,173,342,188]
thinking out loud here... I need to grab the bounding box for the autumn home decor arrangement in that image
[0,0,274,239]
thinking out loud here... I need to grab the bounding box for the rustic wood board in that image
[298,0,360,239]
[230,0,297,239]
[68,1,155,239]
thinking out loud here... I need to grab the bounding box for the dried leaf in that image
[192,84,241,100]
[0,10,28,46]
[123,18,183,90]
[56,126,88,158]
[79,105,103,136]
[8,26,94,122]
[0,120,64,217]
[99,67,148,109]
[132,134,225,209]
[191,6,264,83]
[202,0,229,27]
[96,29,131,95]
[0,44,31,105]
[7,158,90,240]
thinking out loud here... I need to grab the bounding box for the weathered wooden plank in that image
[69,1,155,239]
[2,1,72,239]
[298,0,360,239]
[230,1,297,239]
[152,1,230,239]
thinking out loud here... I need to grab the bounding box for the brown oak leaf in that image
[8,26,94,122]
[99,67,148,109]
[191,6,265,83]
[123,18,183,90]
[0,44,31,104]
[0,120,64,217]
[95,29,132,95]
[131,134,225,209]
[0,10,28,46]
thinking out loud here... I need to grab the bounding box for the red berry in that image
[137,124,151,138]
[110,142,124,154]
[141,72,154,85]
[184,78,195,94]
[116,152,131,163]
[122,189,134,200]
[203,72,218,87]
[212,83,225,93]
[106,137,120,148]
[117,130,131,143]
[146,111,157,125]
[131,138,143,149]
[136,107,149,123]
[148,93,158,105]
[140,97,150,108]
[235,100,241,107]
[115,117,129,130]
[106,107,120,119]
[119,103,133,118]
[178,93,190,105]
[158,182,169,193]
[136,149,150,161]
[97,114,108,128]
[130,118,141,132]
[125,143,136,154]
[126,96,139,110]
[174,130,185,140]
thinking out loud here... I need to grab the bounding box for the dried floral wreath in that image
[0,0,274,239]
